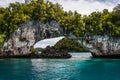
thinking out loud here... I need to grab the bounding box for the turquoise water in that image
[0,58,120,80]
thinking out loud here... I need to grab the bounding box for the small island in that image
[0,0,120,58]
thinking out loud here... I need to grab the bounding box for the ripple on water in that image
[0,57,120,80]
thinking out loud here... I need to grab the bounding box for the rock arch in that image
[3,20,63,55]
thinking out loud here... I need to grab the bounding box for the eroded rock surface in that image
[2,20,63,56]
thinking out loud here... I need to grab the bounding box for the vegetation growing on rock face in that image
[0,34,5,44]
[54,37,88,52]
[32,37,88,52]
[0,0,120,49]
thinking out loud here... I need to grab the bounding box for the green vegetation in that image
[54,37,88,52]
[0,34,6,44]
[0,0,120,50]
[32,37,88,52]
[33,48,45,52]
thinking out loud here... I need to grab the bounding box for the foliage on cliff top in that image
[0,0,120,45]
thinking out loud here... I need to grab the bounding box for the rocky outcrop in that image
[39,46,71,58]
[2,20,63,56]
[0,46,71,58]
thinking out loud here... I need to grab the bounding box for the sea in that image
[0,52,120,80]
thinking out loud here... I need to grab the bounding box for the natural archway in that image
[2,20,63,56]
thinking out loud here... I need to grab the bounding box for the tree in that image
[113,4,120,12]
[0,0,119,45]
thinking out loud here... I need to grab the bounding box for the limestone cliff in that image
[2,20,63,56]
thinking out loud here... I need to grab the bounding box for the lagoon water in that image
[0,53,120,80]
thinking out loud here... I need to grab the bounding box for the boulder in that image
[39,46,72,58]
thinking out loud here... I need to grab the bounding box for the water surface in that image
[0,56,120,80]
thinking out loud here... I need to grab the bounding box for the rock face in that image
[2,20,63,56]
[76,34,120,58]
[39,46,72,58]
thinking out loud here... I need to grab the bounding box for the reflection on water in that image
[0,57,120,80]
[69,52,92,58]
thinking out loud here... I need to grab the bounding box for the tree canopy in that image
[0,0,120,45]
